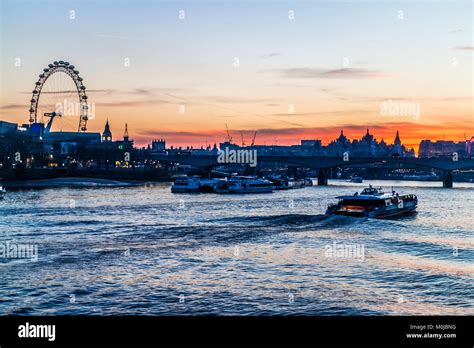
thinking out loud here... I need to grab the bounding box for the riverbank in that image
[0,167,174,183]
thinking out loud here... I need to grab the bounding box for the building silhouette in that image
[325,129,414,157]
[418,139,472,158]
[102,119,112,142]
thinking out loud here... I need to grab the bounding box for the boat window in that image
[342,199,385,206]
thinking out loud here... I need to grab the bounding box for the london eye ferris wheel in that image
[28,60,90,132]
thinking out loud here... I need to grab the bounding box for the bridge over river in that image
[153,154,474,188]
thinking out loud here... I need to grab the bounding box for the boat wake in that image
[215,213,358,227]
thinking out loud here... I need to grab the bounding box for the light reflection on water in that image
[0,180,472,315]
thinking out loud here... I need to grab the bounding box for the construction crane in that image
[43,112,62,133]
[225,123,233,143]
[250,131,257,146]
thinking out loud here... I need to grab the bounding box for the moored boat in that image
[215,176,274,194]
[288,178,305,189]
[267,177,290,190]
[171,176,226,193]
[171,177,200,193]
[0,182,5,199]
[326,185,417,218]
[304,178,314,187]
[402,172,438,181]
[349,176,363,183]
[268,176,305,190]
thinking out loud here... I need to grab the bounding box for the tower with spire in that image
[123,123,129,142]
[102,119,112,142]
[337,129,348,143]
[394,130,401,146]
[362,128,374,143]
[392,130,403,156]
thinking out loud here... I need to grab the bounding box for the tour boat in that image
[288,178,305,189]
[214,176,274,194]
[171,177,226,193]
[171,177,200,193]
[326,185,417,218]
[268,176,305,190]
[402,172,438,181]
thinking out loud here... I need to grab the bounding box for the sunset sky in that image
[0,0,472,151]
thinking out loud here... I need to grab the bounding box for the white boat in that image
[215,176,274,194]
[171,176,227,193]
[0,183,5,199]
[171,177,201,193]
[326,185,417,218]
[349,176,363,183]
[268,176,305,190]
[288,177,305,189]
[402,172,438,181]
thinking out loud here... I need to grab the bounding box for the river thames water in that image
[0,179,473,315]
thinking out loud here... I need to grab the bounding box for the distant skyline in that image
[1,0,472,151]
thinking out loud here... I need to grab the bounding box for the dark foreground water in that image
[0,179,473,315]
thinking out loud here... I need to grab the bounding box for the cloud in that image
[90,88,191,107]
[0,103,24,110]
[180,95,278,105]
[98,99,172,107]
[452,46,474,50]
[133,88,154,96]
[355,96,474,103]
[131,87,188,96]
[84,89,116,93]
[20,89,116,95]
[270,83,312,88]
[260,53,282,59]
[277,68,391,79]
[272,110,369,117]
[134,129,226,146]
